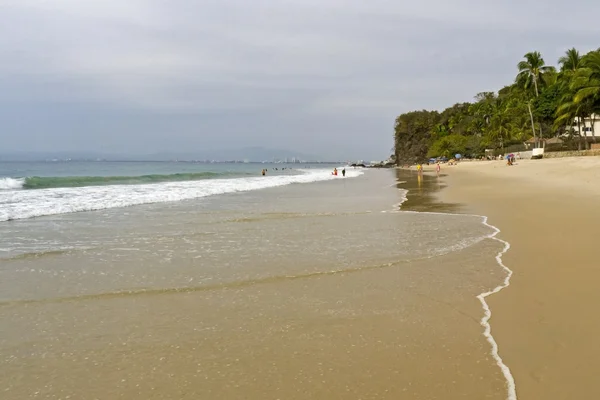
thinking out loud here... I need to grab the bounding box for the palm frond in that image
[574,86,600,103]
[558,48,582,72]
[554,109,575,126]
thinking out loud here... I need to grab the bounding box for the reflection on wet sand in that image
[395,168,461,213]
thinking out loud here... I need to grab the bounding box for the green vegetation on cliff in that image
[394,48,600,164]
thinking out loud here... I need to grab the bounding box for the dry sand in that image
[429,157,600,400]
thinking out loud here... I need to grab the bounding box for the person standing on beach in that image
[436,162,441,175]
[342,168,346,177]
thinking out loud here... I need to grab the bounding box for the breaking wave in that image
[0,168,363,222]
[1,171,254,190]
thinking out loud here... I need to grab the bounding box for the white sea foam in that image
[0,178,25,190]
[381,189,408,213]
[426,235,487,257]
[478,216,516,400]
[0,169,363,222]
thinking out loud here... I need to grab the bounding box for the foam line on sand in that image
[394,206,517,399]
[480,215,517,400]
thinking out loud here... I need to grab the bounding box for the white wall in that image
[570,114,600,138]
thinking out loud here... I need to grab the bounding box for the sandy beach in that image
[430,157,600,399]
[3,159,597,399]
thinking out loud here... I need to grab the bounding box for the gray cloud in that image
[1,0,599,160]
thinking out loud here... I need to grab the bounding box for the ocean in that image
[0,162,511,399]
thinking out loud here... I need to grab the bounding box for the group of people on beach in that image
[332,167,345,177]
[261,167,293,176]
[416,162,441,175]
[260,167,346,177]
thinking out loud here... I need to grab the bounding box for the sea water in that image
[0,164,511,399]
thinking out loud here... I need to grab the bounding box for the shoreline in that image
[427,157,600,399]
[395,168,517,399]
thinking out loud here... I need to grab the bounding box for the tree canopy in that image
[394,48,600,164]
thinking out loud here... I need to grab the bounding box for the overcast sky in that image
[1,1,599,160]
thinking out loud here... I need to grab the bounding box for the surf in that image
[0,168,363,222]
[0,177,25,190]
[2,171,257,190]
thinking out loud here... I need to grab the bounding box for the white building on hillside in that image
[564,114,600,138]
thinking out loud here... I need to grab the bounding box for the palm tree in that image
[554,49,586,147]
[570,50,600,146]
[516,51,556,97]
[555,99,588,149]
[516,52,556,147]
[558,48,582,73]
[572,50,600,106]
[489,113,514,151]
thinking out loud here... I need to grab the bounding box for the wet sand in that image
[394,169,461,213]
[431,157,600,399]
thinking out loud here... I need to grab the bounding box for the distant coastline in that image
[0,159,344,164]
[0,146,330,163]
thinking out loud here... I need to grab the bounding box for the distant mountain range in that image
[0,147,334,162]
